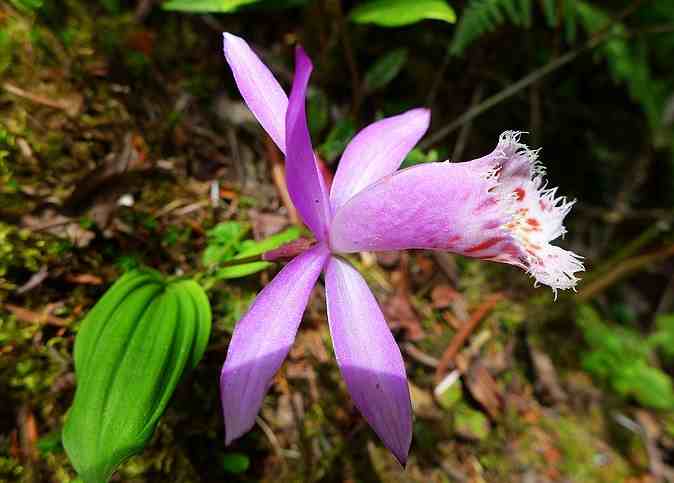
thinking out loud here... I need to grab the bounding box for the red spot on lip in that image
[526,218,540,227]
[474,197,497,213]
[447,235,462,244]
[483,220,501,230]
[514,188,525,201]
[465,237,504,254]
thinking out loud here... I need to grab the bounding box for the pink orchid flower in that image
[219,33,583,465]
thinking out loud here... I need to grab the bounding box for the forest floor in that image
[2,1,674,482]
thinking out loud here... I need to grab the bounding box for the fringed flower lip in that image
[219,32,583,466]
[329,131,584,297]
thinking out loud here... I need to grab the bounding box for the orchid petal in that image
[220,243,329,444]
[325,256,412,466]
[330,132,583,294]
[330,108,431,211]
[285,46,331,240]
[223,32,288,153]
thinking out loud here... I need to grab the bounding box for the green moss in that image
[454,404,490,441]
[543,415,632,482]
[0,223,57,291]
[436,378,463,411]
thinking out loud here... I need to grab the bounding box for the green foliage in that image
[576,1,667,135]
[162,0,261,13]
[363,48,409,93]
[63,269,212,483]
[37,430,63,455]
[215,289,255,333]
[201,221,300,288]
[222,452,250,474]
[454,403,490,440]
[99,0,121,14]
[576,305,674,410]
[0,222,48,290]
[249,0,311,10]
[318,118,357,162]
[350,0,456,27]
[8,0,43,12]
[161,0,308,13]
[651,314,674,361]
[451,0,538,55]
[435,377,463,410]
[450,0,669,143]
[0,30,13,75]
[450,0,590,54]
[0,128,14,178]
[401,147,440,168]
[308,89,329,138]
[202,222,247,267]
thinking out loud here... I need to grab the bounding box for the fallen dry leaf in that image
[431,284,461,309]
[465,362,502,419]
[529,343,567,404]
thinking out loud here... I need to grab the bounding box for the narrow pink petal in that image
[330,132,583,294]
[330,108,430,211]
[325,256,412,466]
[285,46,331,240]
[220,243,329,444]
[223,32,288,153]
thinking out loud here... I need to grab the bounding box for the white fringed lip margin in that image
[486,131,585,297]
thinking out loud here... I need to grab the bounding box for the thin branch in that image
[420,0,650,149]
[332,0,362,116]
[265,136,302,226]
[434,293,503,382]
[402,342,440,368]
[420,48,583,149]
[2,82,81,117]
[584,221,670,284]
[425,48,452,107]
[452,83,484,160]
[579,244,674,301]
[5,304,70,327]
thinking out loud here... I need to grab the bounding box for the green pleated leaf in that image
[350,0,456,27]
[63,270,211,483]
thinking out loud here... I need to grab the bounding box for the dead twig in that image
[402,342,440,368]
[16,266,48,294]
[17,405,38,463]
[64,273,104,285]
[2,82,81,117]
[435,293,503,382]
[583,220,670,285]
[579,244,674,301]
[265,136,301,226]
[452,83,485,161]
[419,0,649,149]
[5,304,70,327]
[256,416,289,476]
[331,1,362,116]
